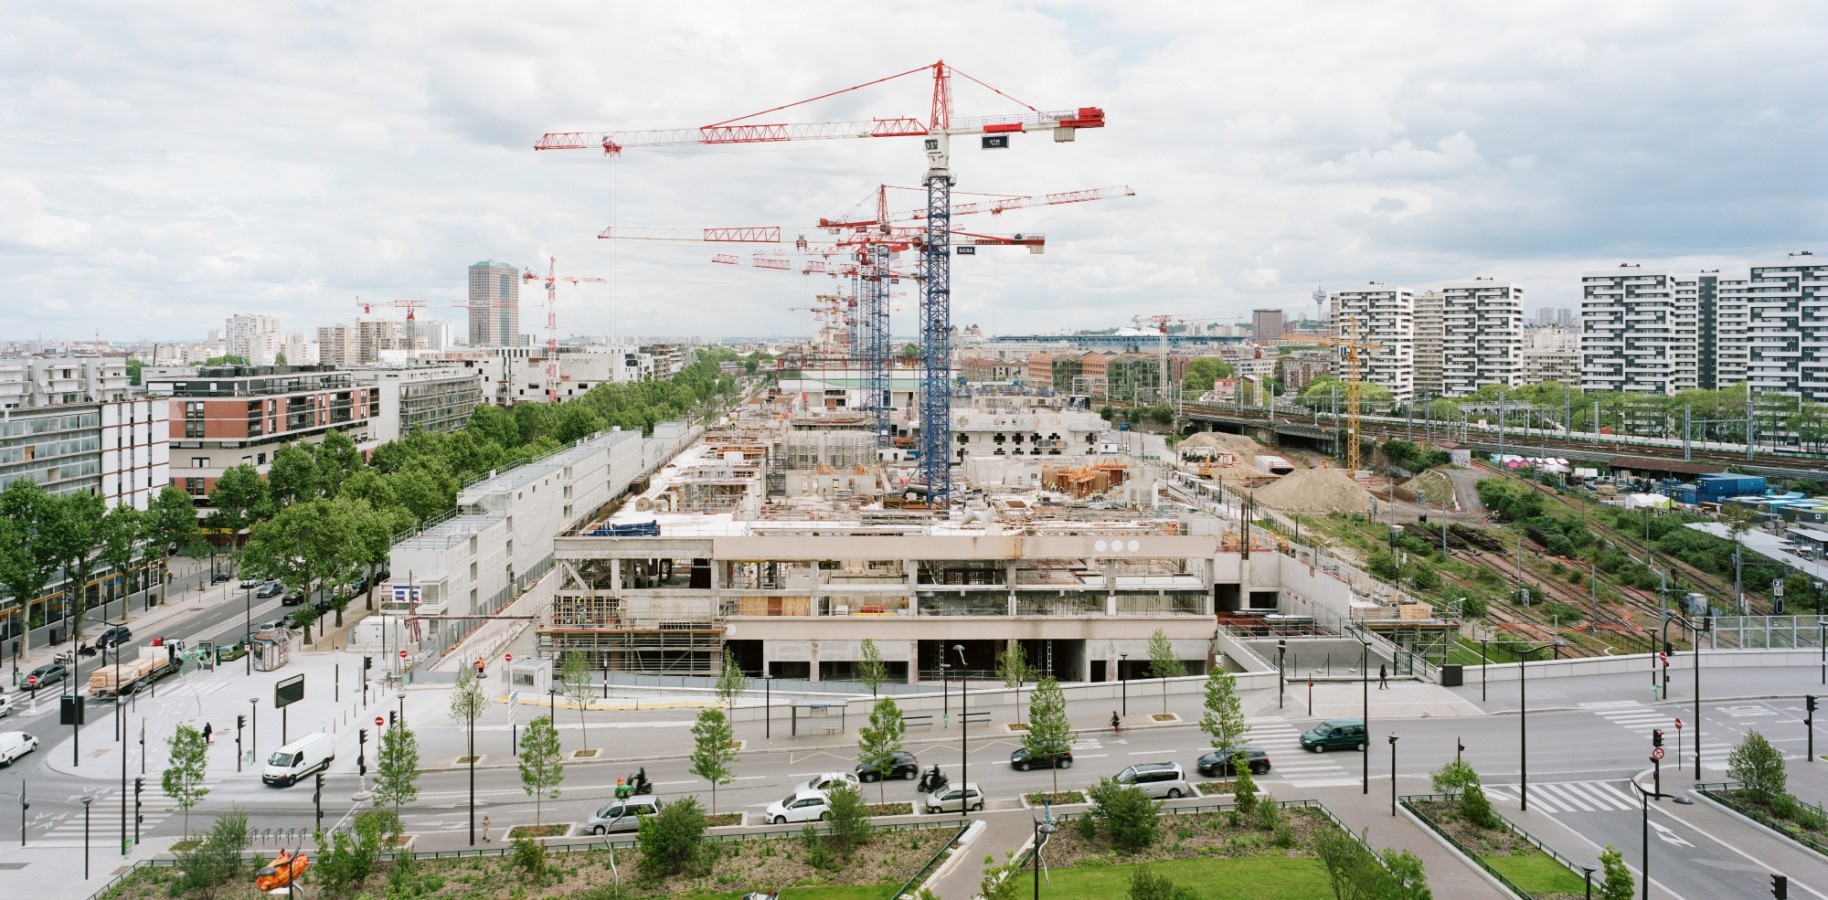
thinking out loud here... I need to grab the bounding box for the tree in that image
[0,481,65,650]
[174,808,248,900]
[200,354,250,367]
[823,783,874,858]
[267,443,322,506]
[53,490,106,642]
[373,721,421,816]
[467,404,521,450]
[689,707,737,815]
[857,637,888,696]
[1598,845,1634,900]
[518,715,565,826]
[637,794,708,879]
[1727,730,1787,805]
[857,697,906,802]
[449,665,487,760]
[1198,666,1249,755]
[1023,676,1076,794]
[1087,777,1159,853]
[98,503,143,624]
[1182,358,1235,393]
[553,404,606,444]
[163,723,210,839]
[312,810,394,900]
[145,485,201,607]
[348,497,411,611]
[273,350,287,366]
[560,650,595,751]
[1146,628,1184,715]
[714,648,749,716]
[999,639,1034,720]
[1429,759,1480,798]
[126,358,143,386]
[316,429,364,499]
[204,464,271,553]
[241,498,355,626]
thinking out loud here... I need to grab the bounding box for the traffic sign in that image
[1675,718,1683,731]
[1651,747,1666,761]
[374,716,383,728]
[399,649,408,659]
[506,653,513,663]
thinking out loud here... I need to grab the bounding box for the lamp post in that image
[1633,781,1671,900]
[1361,639,1371,795]
[955,644,969,815]
[467,700,476,847]
[81,796,93,879]
[1480,638,1489,702]
[1118,652,1128,716]
[1517,641,1555,812]
[1032,818,1056,899]
[1581,865,1594,900]
[396,690,407,727]
[1388,734,1399,816]
[244,584,253,676]
[249,697,258,764]
[939,656,949,728]
[1277,640,1286,711]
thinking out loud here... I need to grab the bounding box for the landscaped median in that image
[1402,793,1587,899]
[1696,730,1828,858]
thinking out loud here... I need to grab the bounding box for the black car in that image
[855,749,920,783]
[23,663,67,690]
[210,570,232,584]
[254,581,285,599]
[1196,745,1271,778]
[1009,747,1074,771]
[281,589,306,607]
[94,625,133,650]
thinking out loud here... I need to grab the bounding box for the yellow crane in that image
[1311,315,1380,478]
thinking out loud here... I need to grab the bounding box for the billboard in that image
[274,674,305,709]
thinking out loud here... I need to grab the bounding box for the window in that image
[470,562,477,580]
[192,457,209,468]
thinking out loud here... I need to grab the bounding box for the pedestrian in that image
[1378,664,1388,690]
[481,814,491,843]
[203,722,213,745]
[475,656,486,679]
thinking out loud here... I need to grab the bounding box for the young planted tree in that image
[449,665,487,762]
[98,504,143,624]
[1599,844,1634,900]
[689,708,737,815]
[1146,629,1184,715]
[1198,666,1250,756]
[714,649,750,717]
[999,639,1035,720]
[857,637,888,696]
[857,697,907,803]
[1727,730,1787,805]
[373,721,421,816]
[163,724,211,839]
[174,809,248,900]
[518,716,565,826]
[560,650,595,752]
[1023,676,1076,794]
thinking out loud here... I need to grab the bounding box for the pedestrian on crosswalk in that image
[481,814,491,842]
[203,722,213,745]
[1378,664,1388,690]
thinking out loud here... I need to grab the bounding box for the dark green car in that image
[1299,718,1367,753]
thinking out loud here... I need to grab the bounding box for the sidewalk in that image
[1329,784,1510,899]
[6,554,217,689]
[925,811,1032,900]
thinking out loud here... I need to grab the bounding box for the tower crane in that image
[354,299,429,353]
[1131,315,1177,403]
[817,184,1134,231]
[1311,315,1381,478]
[524,257,605,405]
[538,59,1107,510]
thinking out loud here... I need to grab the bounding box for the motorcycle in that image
[614,767,652,799]
[917,765,948,794]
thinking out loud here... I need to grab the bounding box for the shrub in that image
[1728,731,1787,806]
[800,824,834,871]
[1231,758,1259,816]
[1088,777,1161,853]
[510,833,548,877]
[174,809,249,900]
[1772,793,1799,821]
[1128,865,1199,900]
[637,795,709,879]
[823,784,874,859]
[1460,783,1498,829]
[1430,759,1480,798]
[1252,794,1281,832]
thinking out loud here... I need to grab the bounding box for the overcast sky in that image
[3,1,1824,344]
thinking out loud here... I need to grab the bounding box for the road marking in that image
[1648,820,1694,848]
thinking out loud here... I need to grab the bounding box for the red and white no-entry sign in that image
[374,716,383,727]
[399,649,408,658]
[505,653,513,663]
[1675,718,1683,731]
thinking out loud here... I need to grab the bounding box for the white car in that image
[791,771,860,795]
[763,789,831,825]
[0,732,39,766]
[925,782,984,815]
[0,695,13,719]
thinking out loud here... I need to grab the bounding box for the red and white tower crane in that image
[523,257,605,404]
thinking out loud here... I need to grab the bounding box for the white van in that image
[262,732,334,786]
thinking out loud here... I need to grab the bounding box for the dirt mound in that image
[1254,467,1374,515]
[1178,431,1264,457]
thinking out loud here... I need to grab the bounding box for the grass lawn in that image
[690,887,892,900]
[1009,855,1331,898]
[1485,850,1586,894]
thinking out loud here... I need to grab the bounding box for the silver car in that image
[584,795,662,835]
[924,782,984,814]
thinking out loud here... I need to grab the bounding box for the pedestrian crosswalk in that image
[1583,701,1743,772]
[1483,780,1640,814]
[26,775,229,844]
[1247,719,1356,787]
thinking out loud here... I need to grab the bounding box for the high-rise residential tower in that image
[1329,283,1414,403]
[1727,251,1828,402]
[1250,309,1285,342]
[1580,265,1697,395]
[1411,290,1444,400]
[1441,278,1523,396]
[467,260,520,348]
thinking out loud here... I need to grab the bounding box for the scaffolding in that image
[536,622,727,674]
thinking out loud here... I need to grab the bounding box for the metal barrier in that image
[1402,792,1586,898]
[1695,781,1828,857]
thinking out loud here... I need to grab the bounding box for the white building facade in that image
[1580,266,1697,395]
[1441,279,1524,396]
[1329,283,1415,403]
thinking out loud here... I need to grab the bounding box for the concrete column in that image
[906,640,919,684]
[809,641,821,682]
[608,558,621,592]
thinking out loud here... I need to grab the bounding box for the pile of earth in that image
[1254,466,1374,515]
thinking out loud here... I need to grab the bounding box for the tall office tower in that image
[1329,283,1414,403]
[1727,251,1828,402]
[1411,290,1445,400]
[1580,265,1697,395]
[225,314,281,365]
[1251,308,1285,342]
[1441,279,1524,396]
[467,260,520,348]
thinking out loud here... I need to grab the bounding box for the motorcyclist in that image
[1111,711,1122,734]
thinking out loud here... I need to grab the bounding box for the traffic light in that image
[313,771,324,800]
[1653,729,1664,748]
[1808,696,1818,714]
[1663,640,1675,657]
[1773,873,1788,899]
[358,728,368,746]
[389,710,397,725]
[364,655,373,671]
[133,777,144,825]
[237,713,246,729]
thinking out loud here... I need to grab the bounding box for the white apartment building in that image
[1411,290,1444,400]
[225,314,282,365]
[350,365,487,443]
[1441,279,1523,396]
[1727,252,1828,401]
[1519,328,1581,387]
[1580,266,1697,395]
[1329,283,1414,403]
[0,358,165,509]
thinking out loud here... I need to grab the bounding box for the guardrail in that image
[887,819,973,900]
[1401,792,1589,898]
[1023,798,1383,869]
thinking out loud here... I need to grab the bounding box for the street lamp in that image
[244,583,254,676]
[1276,640,1286,711]
[1632,780,1671,900]
[955,644,969,815]
[396,690,407,727]
[249,697,259,763]
[1361,639,1371,795]
[1388,734,1399,816]
[1516,641,1556,812]
[1480,638,1489,702]
[1118,652,1128,716]
[1032,818,1057,899]
[1581,865,1595,900]
[81,796,93,879]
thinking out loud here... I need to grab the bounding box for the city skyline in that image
[2,2,1822,343]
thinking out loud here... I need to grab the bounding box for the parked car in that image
[924,783,984,815]
[1009,746,1073,771]
[791,771,860,794]
[0,732,38,766]
[1196,745,1271,778]
[255,582,285,599]
[763,789,831,825]
[239,575,265,589]
[855,749,920,783]
[280,590,306,607]
[255,619,289,634]
[1115,762,1192,799]
[23,663,66,690]
[94,624,133,650]
[210,570,232,584]
[1299,718,1367,753]
[584,795,663,835]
